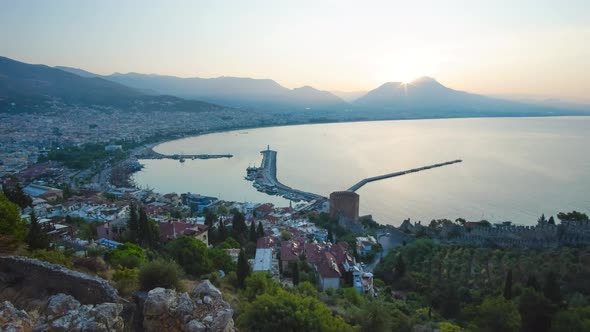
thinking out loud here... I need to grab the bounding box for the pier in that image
[246,147,325,202]
[137,149,233,160]
[347,159,462,192]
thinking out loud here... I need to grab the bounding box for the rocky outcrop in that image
[0,256,118,308]
[0,301,34,332]
[143,281,233,332]
[0,256,234,331]
[34,294,125,331]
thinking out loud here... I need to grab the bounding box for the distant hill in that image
[0,57,222,113]
[3,56,588,118]
[330,90,368,103]
[353,77,579,118]
[54,66,100,78]
[101,73,348,111]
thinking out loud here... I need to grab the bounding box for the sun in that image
[375,63,423,85]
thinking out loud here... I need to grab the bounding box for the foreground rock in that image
[0,301,34,332]
[143,282,233,332]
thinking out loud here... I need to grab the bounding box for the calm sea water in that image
[134,117,590,226]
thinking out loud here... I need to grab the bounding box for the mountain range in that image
[0,56,221,113]
[2,56,588,118]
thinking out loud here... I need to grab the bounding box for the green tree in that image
[257,221,264,238]
[232,211,247,237]
[476,296,521,332]
[548,216,556,225]
[209,247,236,272]
[290,261,300,285]
[519,288,553,332]
[439,321,465,332]
[238,288,353,332]
[544,271,562,304]
[0,193,27,241]
[3,179,32,208]
[504,269,513,300]
[557,211,588,222]
[25,211,50,250]
[218,219,228,242]
[137,207,159,247]
[527,274,541,291]
[166,236,212,276]
[394,253,406,280]
[138,259,183,291]
[357,299,411,332]
[127,202,139,242]
[108,242,145,268]
[249,221,257,242]
[242,272,279,301]
[237,249,250,289]
[550,306,590,332]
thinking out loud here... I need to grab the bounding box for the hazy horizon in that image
[1,0,589,103]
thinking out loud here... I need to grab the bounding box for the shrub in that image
[107,242,145,269]
[113,266,139,296]
[73,256,108,273]
[29,249,72,267]
[139,259,183,291]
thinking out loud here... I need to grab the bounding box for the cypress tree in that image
[218,218,227,242]
[526,274,541,291]
[394,253,406,279]
[249,221,257,242]
[543,271,562,304]
[256,221,264,238]
[128,202,139,243]
[503,269,513,300]
[327,227,334,243]
[548,216,556,225]
[291,262,300,285]
[25,210,50,250]
[237,249,250,288]
[232,212,247,236]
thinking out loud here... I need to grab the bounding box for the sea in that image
[133,116,590,226]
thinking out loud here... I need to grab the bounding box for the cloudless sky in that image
[1,0,589,101]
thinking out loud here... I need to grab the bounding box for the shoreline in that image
[147,114,590,153]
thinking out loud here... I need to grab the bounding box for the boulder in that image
[45,294,81,320]
[0,301,33,332]
[191,280,222,300]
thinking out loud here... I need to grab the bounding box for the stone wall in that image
[0,256,118,306]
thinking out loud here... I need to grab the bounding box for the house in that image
[23,183,63,202]
[316,251,341,290]
[356,236,377,256]
[159,220,209,246]
[104,145,123,152]
[256,236,277,249]
[96,218,127,241]
[280,240,303,271]
[253,248,273,272]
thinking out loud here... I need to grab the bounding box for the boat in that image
[179,158,185,163]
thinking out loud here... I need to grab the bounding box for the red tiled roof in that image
[316,251,341,279]
[159,221,208,241]
[257,236,276,249]
[281,240,303,262]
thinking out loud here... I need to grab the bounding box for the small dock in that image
[347,159,462,192]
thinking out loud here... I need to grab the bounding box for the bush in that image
[107,242,145,269]
[113,266,139,296]
[29,249,72,267]
[139,259,183,291]
[73,256,108,273]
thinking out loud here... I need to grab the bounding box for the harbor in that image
[245,146,326,202]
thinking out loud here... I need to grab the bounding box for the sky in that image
[1,0,589,102]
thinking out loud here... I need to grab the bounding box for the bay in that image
[133,116,590,226]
